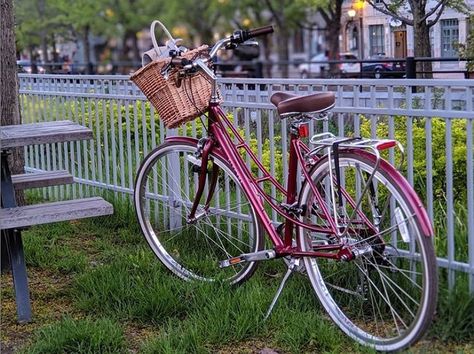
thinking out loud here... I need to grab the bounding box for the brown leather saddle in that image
[270,92,335,117]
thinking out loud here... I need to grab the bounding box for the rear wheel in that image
[134,140,263,285]
[298,151,437,351]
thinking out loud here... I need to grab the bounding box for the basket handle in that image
[142,20,184,66]
[150,20,179,56]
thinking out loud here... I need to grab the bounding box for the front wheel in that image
[134,140,263,285]
[298,151,437,352]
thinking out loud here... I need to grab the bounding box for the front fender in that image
[164,136,199,146]
[164,136,228,165]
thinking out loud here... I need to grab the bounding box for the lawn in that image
[1,196,474,354]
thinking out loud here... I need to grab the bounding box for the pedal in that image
[219,249,276,268]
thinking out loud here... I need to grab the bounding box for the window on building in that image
[369,25,384,56]
[293,28,305,53]
[440,19,459,57]
[350,26,359,52]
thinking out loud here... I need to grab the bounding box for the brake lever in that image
[225,43,238,50]
[241,39,259,46]
[160,62,172,80]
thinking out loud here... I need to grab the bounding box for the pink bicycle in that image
[134,26,437,351]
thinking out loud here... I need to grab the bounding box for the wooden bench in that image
[1,120,114,323]
[0,120,93,148]
[12,170,74,190]
[0,197,113,229]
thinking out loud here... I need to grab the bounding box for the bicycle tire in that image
[298,150,437,352]
[134,140,263,285]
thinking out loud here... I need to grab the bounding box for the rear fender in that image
[348,148,434,237]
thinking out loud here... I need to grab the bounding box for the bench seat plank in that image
[0,197,113,230]
[0,121,92,149]
[12,170,74,190]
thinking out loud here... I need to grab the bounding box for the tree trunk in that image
[131,32,141,64]
[326,18,342,76]
[28,46,38,74]
[38,0,49,66]
[320,1,343,77]
[262,36,272,78]
[277,27,290,78]
[1,0,25,205]
[121,30,134,63]
[412,3,433,78]
[40,35,49,67]
[83,25,92,74]
[252,9,272,77]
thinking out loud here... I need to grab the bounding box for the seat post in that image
[284,131,300,246]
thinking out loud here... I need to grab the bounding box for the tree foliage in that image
[296,0,344,73]
[366,0,469,27]
[458,15,474,71]
[366,0,470,77]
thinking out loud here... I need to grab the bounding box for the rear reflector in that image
[298,124,309,138]
[376,140,397,150]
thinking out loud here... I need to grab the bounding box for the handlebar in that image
[166,25,274,83]
[170,57,192,67]
[227,25,274,47]
[170,25,274,71]
[246,25,274,40]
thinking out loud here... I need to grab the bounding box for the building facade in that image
[341,0,474,77]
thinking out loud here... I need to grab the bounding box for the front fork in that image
[187,137,220,223]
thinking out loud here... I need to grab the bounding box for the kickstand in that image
[264,257,300,320]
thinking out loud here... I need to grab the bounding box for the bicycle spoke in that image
[354,261,409,330]
[300,153,436,349]
[364,257,419,314]
[136,143,261,284]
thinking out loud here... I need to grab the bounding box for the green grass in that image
[24,223,88,273]
[2,194,473,354]
[430,274,474,342]
[433,200,470,263]
[19,317,126,354]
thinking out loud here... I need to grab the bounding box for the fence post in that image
[166,129,183,230]
[254,61,263,78]
[406,56,416,93]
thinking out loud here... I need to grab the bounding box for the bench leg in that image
[2,229,32,323]
[1,232,10,271]
[2,151,32,322]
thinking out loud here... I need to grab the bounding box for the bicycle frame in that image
[166,103,355,259]
[165,101,434,260]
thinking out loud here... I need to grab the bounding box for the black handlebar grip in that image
[247,25,274,38]
[170,57,191,67]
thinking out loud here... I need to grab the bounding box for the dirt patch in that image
[216,339,287,354]
[123,323,157,354]
[1,268,76,353]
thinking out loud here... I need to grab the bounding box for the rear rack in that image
[306,132,405,239]
[309,132,402,153]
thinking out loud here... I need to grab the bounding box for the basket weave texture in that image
[130,46,212,128]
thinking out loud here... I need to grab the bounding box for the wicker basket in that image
[130,45,213,129]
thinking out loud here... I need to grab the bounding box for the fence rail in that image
[21,56,469,78]
[18,74,474,292]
